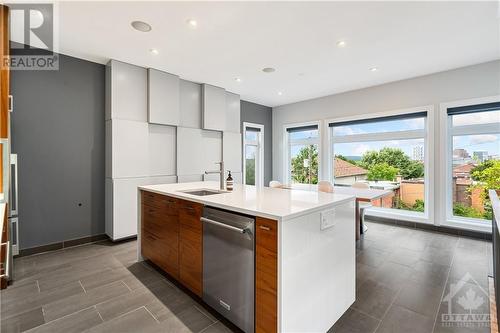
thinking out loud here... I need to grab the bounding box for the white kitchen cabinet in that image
[222,132,242,172]
[148,124,176,176]
[106,60,147,122]
[177,127,222,176]
[179,175,203,183]
[180,80,202,128]
[148,69,180,126]
[202,84,226,131]
[110,119,149,178]
[225,91,241,133]
[105,176,177,240]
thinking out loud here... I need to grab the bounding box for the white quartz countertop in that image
[139,181,355,221]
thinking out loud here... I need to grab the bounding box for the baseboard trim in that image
[366,216,492,241]
[17,234,109,257]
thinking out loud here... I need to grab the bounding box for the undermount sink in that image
[180,189,226,196]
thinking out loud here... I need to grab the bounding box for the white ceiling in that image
[31,1,500,106]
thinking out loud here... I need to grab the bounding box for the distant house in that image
[452,163,476,180]
[333,158,368,185]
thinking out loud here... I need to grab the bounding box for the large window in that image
[330,111,428,215]
[243,123,264,187]
[285,123,320,185]
[446,102,500,224]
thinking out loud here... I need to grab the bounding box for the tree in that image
[291,145,318,184]
[335,154,358,166]
[360,147,423,180]
[245,159,255,185]
[366,163,399,181]
[469,159,500,220]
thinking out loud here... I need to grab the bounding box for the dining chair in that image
[318,181,334,193]
[269,180,283,188]
[352,182,371,232]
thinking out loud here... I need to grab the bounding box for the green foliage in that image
[360,147,424,180]
[335,154,359,166]
[291,145,319,184]
[468,159,500,220]
[367,162,398,181]
[402,160,425,180]
[470,160,500,191]
[453,203,484,219]
[396,199,425,212]
[245,159,255,185]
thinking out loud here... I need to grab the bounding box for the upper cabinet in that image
[202,84,226,132]
[148,69,180,126]
[202,84,241,133]
[225,92,241,133]
[179,80,202,129]
[106,60,147,122]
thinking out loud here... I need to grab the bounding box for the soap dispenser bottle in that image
[226,171,234,191]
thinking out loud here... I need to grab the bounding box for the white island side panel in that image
[279,199,356,332]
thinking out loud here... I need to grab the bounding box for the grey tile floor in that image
[0,220,493,333]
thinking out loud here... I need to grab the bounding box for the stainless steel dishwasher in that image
[201,207,255,333]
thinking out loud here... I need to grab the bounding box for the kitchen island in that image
[137,181,356,333]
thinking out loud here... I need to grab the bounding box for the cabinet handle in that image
[259,225,271,231]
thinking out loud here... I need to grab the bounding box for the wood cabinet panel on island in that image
[140,190,279,332]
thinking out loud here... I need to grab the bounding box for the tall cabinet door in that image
[148,69,180,126]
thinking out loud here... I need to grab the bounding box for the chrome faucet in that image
[205,161,225,190]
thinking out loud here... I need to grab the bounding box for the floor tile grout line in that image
[94,305,105,323]
[79,280,87,294]
[431,234,458,333]
[143,304,160,323]
[25,305,98,332]
[348,306,382,324]
[371,287,403,333]
[198,320,220,333]
[193,304,217,323]
[121,279,133,292]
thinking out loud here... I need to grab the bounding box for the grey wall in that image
[240,100,273,185]
[11,53,105,249]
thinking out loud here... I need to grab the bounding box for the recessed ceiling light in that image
[277,91,283,96]
[150,48,159,55]
[131,21,152,32]
[262,67,276,73]
[369,67,379,72]
[186,18,198,28]
[235,77,242,83]
[336,40,346,48]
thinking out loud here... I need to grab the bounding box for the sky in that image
[288,111,500,160]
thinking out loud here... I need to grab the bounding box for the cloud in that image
[334,126,365,136]
[353,143,370,155]
[469,134,498,145]
[453,112,500,126]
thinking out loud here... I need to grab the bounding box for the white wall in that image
[273,60,500,226]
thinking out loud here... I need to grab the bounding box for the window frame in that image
[326,105,434,224]
[243,122,265,187]
[283,120,322,185]
[440,96,500,232]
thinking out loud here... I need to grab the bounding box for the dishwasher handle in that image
[201,217,248,234]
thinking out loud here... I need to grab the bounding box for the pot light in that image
[336,40,346,48]
[277,91,283,96]
[262,67,276,73]
[186,18,198,28]
[131,21,152,32]
[150,48,159,55]
[235,77,242,83]
[369,67,379,72]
